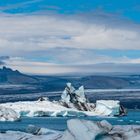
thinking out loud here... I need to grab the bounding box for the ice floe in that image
[61,119,140,140]
[0,106,20,121]
[0,119,140,140]
[0,128,62,140]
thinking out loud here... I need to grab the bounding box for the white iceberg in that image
[95,100,120,116]
[61,83,126,116]
[61,83,87,104]
[0,119,140,140]
[0,99,123,118]
[0,83,126,119]
[0,100,90,117]
[26,124,61,136]
[0,106,20,121]
[0,128,62,140]
[61,119,140,140]
[61,119,112,140]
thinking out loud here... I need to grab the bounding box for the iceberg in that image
[60,119,140,140]
[61,83,87,104]
[0,127,62,140]
[61,119,140,140]
[0,106,20,121]
[60,83,126,116]
[61,119,112,140]
[0,100,91,117]
[26,125,62,136]
[0,83,126,119]
[95,100,121,116]
[60,83,95,111]
[0,119,140,140]
[1,99,124,118]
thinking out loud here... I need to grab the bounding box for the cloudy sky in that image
[0,0,140,74]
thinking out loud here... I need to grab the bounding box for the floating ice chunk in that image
[0,128,62,140]
[61,119,140,140]
[0,106,20,121]
[26,125,62,136]
[1,119,140,140]
[61,119,112,140]
[95,100,120,116]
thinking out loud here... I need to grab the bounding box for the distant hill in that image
[0,66,38,84]
[75,76,130,89]
[35,75,140,91]
[0,66,140,90]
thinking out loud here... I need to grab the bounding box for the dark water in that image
[0,110,140,132]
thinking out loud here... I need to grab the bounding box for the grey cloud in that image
[0,61,4,65]
[0,56,10,60]
[0,12,140,74]
[5,59,140,75]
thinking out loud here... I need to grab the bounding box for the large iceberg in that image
[1,99,124,118]
[0,83,126,119]
[1,100,91,117]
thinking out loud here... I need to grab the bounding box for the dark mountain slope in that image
[0,67,38,84]
[0,67,140,90]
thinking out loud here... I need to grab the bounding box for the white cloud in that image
[0,13,140,74]
[2,56,140,74]
[0,13,140,58]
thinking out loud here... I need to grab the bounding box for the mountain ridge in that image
[0,66,38,84]
[0,66,140,90]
